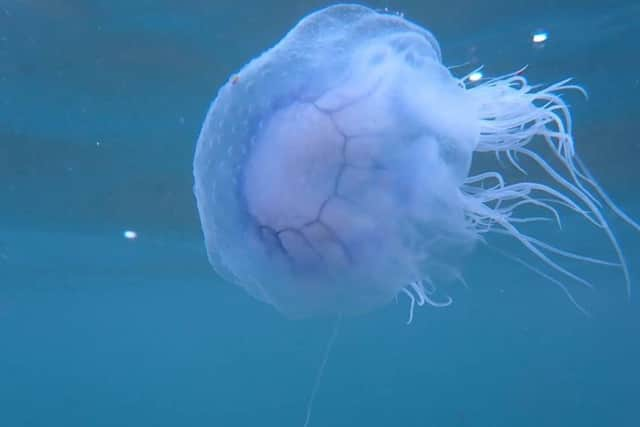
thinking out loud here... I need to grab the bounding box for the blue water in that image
[2,1,639,426]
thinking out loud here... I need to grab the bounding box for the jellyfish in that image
[193,4,639,320]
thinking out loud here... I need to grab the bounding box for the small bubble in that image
[123,230,138,240]
[532,30,548,44]
[468,71,483,82]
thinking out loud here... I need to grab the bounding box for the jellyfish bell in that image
[193,4,638,320]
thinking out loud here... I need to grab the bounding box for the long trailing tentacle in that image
[462,71,637,307]
[488,245,591,317]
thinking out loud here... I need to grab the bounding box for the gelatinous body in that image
[193,4,638,319]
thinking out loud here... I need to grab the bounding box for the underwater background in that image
[1,1,639,426]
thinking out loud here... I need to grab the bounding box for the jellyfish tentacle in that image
[463,171,505,186]
[515,147,632,295]
[454,272,470,290]
[464,175,597,228]
[402,287,416,324]
[420,279,453,307]
[401,279,454,324]
[491,229,619,267]
[574,156,640,232]
[488,245,591,317]
[466,72,637,306]
[508,216,554,224]
[469,200,595,289]
[303,316,341,427]
[503,198,562,228]
[424,293,453,307]
[505,149,528,175]
[473,76,604,215]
